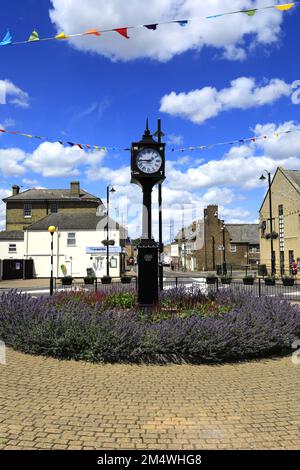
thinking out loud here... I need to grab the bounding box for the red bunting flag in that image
[114,28,130,39]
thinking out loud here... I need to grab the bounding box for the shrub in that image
[1,290,299,364]
[104,292,136,309]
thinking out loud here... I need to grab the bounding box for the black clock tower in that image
[131,119,166,306]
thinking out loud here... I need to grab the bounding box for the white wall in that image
[0,240,25,260]
[24,229,121,278]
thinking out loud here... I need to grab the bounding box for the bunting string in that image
[0,128,127,152]
[0,3,298,47]
[1,125,300,154]
[169,127,300,153]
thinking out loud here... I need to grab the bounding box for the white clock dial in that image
[136,148,162,174]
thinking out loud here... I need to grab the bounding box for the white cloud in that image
[0,188,11,229]
[160,77,291,124]
[0,79,30,108]
[25,142,106,178]
[49,0,286,62]
[0,118,16,130]
[167,134,184,145]
[165,121,300,191]
[22,178,39,186]
[85,164,131,185]
[0,148,27,177]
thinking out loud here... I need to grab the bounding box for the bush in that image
[1,290,299,364]
[104,292,136,309]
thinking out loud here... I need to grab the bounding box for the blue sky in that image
[0,0,300,239]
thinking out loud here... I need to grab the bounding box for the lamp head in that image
[110,187,116,193]
[48,225,56,234]
[259,174,267,181]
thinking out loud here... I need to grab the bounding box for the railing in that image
[53,276,300,300]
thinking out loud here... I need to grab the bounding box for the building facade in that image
[0,212,125,279]
[174,205,259,271]
[259,167,300,275]
[3,182,102,231]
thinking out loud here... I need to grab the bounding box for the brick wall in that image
[6,201,100,231]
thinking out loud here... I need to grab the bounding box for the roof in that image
[0,231,24,240]
[226,224,259,245]
[3,188,101,203]
[259,167,300,213]
[281,169,300,189]
[27,212,121,231]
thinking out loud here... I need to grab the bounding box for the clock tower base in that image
[137,240,159,307]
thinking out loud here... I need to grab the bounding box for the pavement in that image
[0,348,299,450]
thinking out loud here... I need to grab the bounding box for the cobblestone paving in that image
[0,348,299,450]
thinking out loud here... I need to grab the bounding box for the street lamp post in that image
[259,171,275,275]
[106,185,116,277]
[48,225,56,296]
[221,220,227,275]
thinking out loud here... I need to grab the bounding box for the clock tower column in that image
[131,120,166,306]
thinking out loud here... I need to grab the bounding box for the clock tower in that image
[131,120,166,306]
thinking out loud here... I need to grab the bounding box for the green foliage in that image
[104,292,136,309]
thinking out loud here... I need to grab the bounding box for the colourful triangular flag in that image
[0,30,12,46]
[55,32,69,40]
[177,20,189,27]
[144,24,158,30]
[114,28,130,39]
[244,9,256,16]
[67,142,75,147]
[275,3,295,11]
[27,30,39,42]
[84,29,101,36]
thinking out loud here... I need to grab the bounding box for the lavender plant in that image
[0,290,299,363]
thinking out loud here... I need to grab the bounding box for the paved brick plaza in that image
[0,348,299,450]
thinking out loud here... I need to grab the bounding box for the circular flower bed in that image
[0,288,299,364]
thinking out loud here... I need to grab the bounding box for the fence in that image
[53,276,300,301]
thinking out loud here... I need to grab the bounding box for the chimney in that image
[12,185,20,196]
[70,181,80,197]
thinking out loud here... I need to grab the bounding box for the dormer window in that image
[24,203,32,218]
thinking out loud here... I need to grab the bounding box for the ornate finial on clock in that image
[144,118,150,137]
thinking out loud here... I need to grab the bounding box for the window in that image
[230,244,237,253]
[67,232,76,246]
[50,203,58,214]
[8,244,17,253]
[24,203,32,218]
[261,220,266,238]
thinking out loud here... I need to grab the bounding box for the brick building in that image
[175,205,259,271]
[2,182,102,232]
[259,167,300,274]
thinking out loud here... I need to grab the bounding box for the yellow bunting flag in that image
[55,32,69,40]
[275,3,295,10]
[27,30,39,42]
[84,29,101,36]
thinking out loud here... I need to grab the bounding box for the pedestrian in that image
[291,259,298,276]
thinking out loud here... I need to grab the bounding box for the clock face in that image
[136,148,162,174]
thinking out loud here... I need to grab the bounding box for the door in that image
[2,259,23,280]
